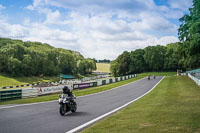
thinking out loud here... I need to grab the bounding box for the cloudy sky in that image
[0,0,192,60]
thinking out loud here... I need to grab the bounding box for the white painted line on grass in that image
[66,76,165,133]
[0,77,146,110]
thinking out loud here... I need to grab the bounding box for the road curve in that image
[0,76,163,133]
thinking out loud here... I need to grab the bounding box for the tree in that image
[0,38,90,77]
[144,45,166,71]
[110,51,131,76]
[178,0,200,69]
[130,49,146,73]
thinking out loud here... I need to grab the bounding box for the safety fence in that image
[0,74,137,101]
[188,73,200,86]
[73,74,137,89]
[0,75,107,90]
[0,89,22,101]
[186,68,200,86]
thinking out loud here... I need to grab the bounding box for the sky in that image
[0,0,193,60]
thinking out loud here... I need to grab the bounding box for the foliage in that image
[0,38,96,77]
[111,51,131,76]
[130,49,146,73]
[178,0,200,69]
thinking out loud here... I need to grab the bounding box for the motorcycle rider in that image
[62,86,75,104]
[148,75,150,80]
[62,86,73,97]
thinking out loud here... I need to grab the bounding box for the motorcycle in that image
[58,94,77,116]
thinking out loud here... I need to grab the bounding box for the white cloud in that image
[0,4,5,10]
[1,0,186,59]
[44,10,61,24]
[168,0,193,11]
[156,36,179,45]
[25,5,34,10]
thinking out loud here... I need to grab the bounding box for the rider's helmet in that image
[63,86,70,94]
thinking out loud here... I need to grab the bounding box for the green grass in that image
[0,75,145,105]
[139,72,176,76]
[82,76,200,133]
[95,63,110,73]
[0,73,60,87]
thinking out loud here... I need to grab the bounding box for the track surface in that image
[0,76,163,133]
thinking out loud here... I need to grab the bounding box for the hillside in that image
[95,63,110,73]
[0,38,96,77]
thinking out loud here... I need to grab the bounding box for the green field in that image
[95,63,110,73]
[139,72,176,76]
[82,76,200,133]
[0,74,60,87]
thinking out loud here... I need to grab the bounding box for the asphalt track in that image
[0,76,163,133]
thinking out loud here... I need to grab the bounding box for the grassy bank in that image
[0,76,145,105]
[82,76,200,133]
[0,74,59,87]
[139,72,176,76]
[95,63,110,73]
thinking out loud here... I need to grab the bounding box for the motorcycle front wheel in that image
[71,102,77,113]
[59,105,65,116]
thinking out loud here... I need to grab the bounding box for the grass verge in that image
[0,74,59,87]
[0,76,145,105]
[81,76,200,133]
[139,72,176,76]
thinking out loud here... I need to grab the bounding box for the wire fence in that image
[186,68,200,86]
[186,68,200,79]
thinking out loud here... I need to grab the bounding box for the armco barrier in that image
[112,78,116,83]
[0,89,22,101]
[97,80,102,86]
[22,87,38,98]
[106,79,110,84]
[73,82,97,89]
[102,80,106,85]
[36,85,66,96]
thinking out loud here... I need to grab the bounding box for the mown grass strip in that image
[81,76,200,133]
[0,76,145,105]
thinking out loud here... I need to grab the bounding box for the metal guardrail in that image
[0,89,22,101]
[188,73,200,86]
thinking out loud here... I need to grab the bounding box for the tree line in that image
[0,38,96,77]
[111,0,200,76]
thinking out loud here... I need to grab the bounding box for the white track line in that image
[66,76,165,133]
[0,77,146,109]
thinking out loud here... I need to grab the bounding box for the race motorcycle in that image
[58,94,77,116]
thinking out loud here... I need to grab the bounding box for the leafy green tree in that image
[0,38,90,77]
[110,51,131,76]
[144,45,166,71]
[130,49,146,73]
[178,0,200,69]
